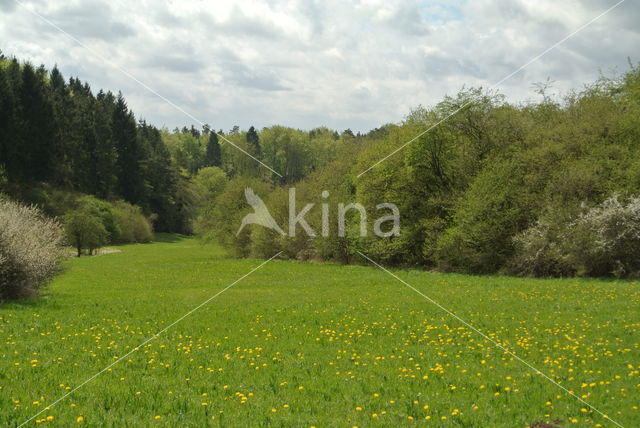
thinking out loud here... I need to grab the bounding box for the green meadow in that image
[1,235,638,427]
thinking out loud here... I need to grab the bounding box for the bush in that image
[512,195,640,278]
[112,201,153,244]
[569,195,640,277]
[0,199,65,300]
[510,213,576,277]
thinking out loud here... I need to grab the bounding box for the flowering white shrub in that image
[511,209,579,278]
[571,194,640,277]
[513,194,640,278]
[0,199,65,300]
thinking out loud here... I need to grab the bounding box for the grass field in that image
[1,235,639,427]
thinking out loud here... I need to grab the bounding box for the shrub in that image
[0,199,65,300]
[510,214,576,277]
[112,201,153,244]
[512,195,640,278]
[569,195,640,277]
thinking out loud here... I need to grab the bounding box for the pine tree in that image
[138,121,180,231]
[3,59,24,182]
[0,65,11,179]
[19,63,55,182]
[112,93,145,204]
[93,90,118,198]
[204,131,222,167]
[246,126,261,158]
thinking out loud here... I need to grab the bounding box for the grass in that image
[1,235,639,427]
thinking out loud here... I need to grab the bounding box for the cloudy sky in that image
[1,0,638,132]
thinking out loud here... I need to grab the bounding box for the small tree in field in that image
[64,209,108,256]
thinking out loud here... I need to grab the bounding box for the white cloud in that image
[1,0,637,132]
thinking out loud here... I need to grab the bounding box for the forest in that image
[2,50,640,278]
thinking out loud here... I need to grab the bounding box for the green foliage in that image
[196,177,273,257]
[192,166,227,205]
[112,201,153,244]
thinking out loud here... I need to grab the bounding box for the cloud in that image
[0,0,16,12]
[0,0,637,132]
[43,0,135,41]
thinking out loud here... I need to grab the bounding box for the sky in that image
[0,0,638,133]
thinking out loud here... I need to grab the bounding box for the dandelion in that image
[355,406,362,411]
[371,413,378,419]
[76,416,84,423]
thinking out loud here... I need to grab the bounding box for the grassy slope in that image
[0,235,638,427]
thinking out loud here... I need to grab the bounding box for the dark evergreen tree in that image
[246,126,261,158]
[92,90,118,198]
[138,121,181,231]
[0,64,12,178]
[204,131,222,167]
[112,93,145,205]
[49,66,69,185]
[2,59,24,182]
[19,63,55,182]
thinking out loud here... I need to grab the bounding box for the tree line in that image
[199,66,640,278]
[0,52,187,232]
[2,50,640,278]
